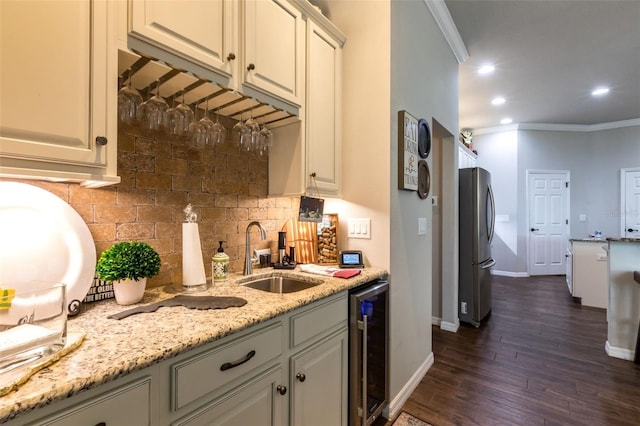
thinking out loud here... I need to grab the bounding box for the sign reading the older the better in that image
[398,110,419,191]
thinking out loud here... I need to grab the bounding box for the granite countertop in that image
[570,237,608,242]
[607,237,640,242]
[0,266,387,422]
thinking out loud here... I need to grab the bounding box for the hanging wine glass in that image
[244,109,261,151]
[165,93,195,139]
[258,120,273,157]
[117,68,142,127]
[198,98,216,147]
[139,80,168,133]
[188,107,206,148]
[211,107,226,145]
[232,112,251,150]
[164,95,182,138]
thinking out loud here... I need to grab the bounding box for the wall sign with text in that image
[398,110,419,191]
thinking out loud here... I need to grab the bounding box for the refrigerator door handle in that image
[487,184,496,243]
[480,258,496,269]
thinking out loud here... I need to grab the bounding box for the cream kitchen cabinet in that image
[128,0,238,86]
[127,0,303,112]
[0,0,119,187]
[242,0,304,108]
[458,142,477,169]
[571,240,608,309]
[269,13,345,197]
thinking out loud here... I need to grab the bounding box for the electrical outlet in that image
[253,249,271,264]
[461,301,467,314]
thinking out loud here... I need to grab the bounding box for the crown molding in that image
[424,0,469,64]
[472,118,640,135]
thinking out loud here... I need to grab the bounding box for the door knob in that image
[530,228,539,232]
[276,384,287,395]
[247,63,255,71]
[95,136,108,146]
[628,228,639,232]
[227,52,236,61]
[296,372,306,382]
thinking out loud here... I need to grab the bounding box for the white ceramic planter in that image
[112,278,147,305]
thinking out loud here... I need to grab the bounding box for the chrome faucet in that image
[244,221,267,275]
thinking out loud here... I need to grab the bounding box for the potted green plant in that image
[96,241,161,305]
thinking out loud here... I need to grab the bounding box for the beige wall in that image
[1,124,299,289]
[319,0,459,414]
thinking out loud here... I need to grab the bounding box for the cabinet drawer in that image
[171,366,285,426]
[171,322,283,411]
[290,293,347,348]
[32,376,152,426]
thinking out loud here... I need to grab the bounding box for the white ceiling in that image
[444,0,640,131]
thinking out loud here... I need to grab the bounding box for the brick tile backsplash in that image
[4,125,300,289]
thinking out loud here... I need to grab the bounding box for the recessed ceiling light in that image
[478,64,495,75]
[491,96,506,106]
[500,118,512,125]
[591,86,610,96]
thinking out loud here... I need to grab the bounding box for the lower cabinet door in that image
[290,329,348,426]
[172,365,286,426]
[38,376,153,426]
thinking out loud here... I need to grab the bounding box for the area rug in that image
[392,411,432,426]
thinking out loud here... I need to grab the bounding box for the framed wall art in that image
[398,110,419,191]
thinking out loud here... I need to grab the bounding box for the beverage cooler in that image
[349,279,389,426]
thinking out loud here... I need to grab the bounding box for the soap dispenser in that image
[212,241,230,283]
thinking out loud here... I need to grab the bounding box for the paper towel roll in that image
[182,223,206,288]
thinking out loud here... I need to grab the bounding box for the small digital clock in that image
[339,250,364,269]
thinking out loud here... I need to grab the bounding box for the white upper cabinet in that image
[269,10,345,197]
[305,20,343,196]
[129,0,238,84]
[128,0,303,113]
[242,0,304,108]
[458,142,477,169]
[0,0,119,187]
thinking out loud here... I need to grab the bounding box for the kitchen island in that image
[0,267,387,424]
[605,238,640,362]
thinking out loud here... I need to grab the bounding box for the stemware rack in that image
[118,49,299,129]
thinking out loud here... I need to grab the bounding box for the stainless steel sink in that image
[241,276,322,293]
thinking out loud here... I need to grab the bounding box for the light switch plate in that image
[418,218,427,235]
[348,218,371,239]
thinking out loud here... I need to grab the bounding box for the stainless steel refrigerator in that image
[459,167,496,327]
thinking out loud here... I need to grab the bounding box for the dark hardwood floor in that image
[384,274,640,426]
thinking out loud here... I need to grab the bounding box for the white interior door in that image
[621,168,640,238]
[528,171,570,275]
